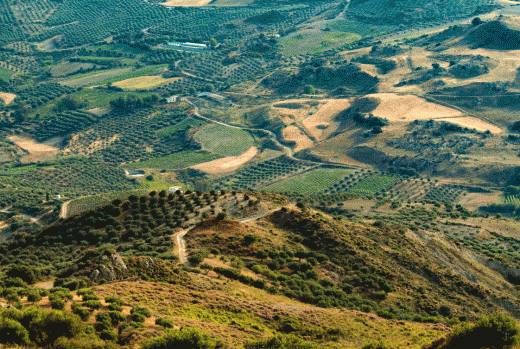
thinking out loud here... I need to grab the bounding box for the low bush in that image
[142,327,221,349]
[244,334,318,349]
[155,317,174,328]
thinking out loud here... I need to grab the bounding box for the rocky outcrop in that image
[0,302,14,309]
[90,253,127,283]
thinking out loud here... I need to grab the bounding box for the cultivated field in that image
[112,76,183,90]
[0,92,16,104]
[194,124,255,157]
[132,150,221,170]
[61,68,132,88]
[367,93,463,122]
[50,62,96,77]
[262,168,353,194]
[191,146,258,174]
[279,30,359,56]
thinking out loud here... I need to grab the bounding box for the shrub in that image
[82,293,99,301]
[188,249,209,266]
[27,291,42,303]
[243,234,258,245]
[155,317,174,328]
[244,334,318,349]
[142,328,221,349]
[53,337,117,349]
[131,313,146,323]
[108,303,123,312]
[361,341,391,349]
[30,310,84,346]
[51,298,66,310]
[438,314,520,349]
[94,319,112,332]
[72,306,91,321]
[5,265,37,285]
[131,306,151,318]
[99,329,118,341]
[95,312,111,323]
[104,296,123,304]
[0,318,30,345]
[83,300,102,310]
[108,311,125,325]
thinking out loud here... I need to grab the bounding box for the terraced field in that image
[217,156,315,191]
[347,174,401,197]
[131,150,222,170]
[262,168,354,194]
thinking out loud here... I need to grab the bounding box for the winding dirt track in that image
[175,229,189,265]
[173,208,280,265]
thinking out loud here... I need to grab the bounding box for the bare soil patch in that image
[282,125,313,152]
[88,107,110,116]
[271,99,322,123]
[0,92,16,105]
[457,192,501,212]
[302,98,350,140]
[438,116,503,134]
[367,93,463,122]
[113,76,182,90]
[160,0,212,6]
[191,146,258,174]
[8,136,58,163]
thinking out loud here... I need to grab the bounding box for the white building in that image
[168,186,182,193]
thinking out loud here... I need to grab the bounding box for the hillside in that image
[0,190,519,347]
[3,0,520,347]
[465,20,520,50]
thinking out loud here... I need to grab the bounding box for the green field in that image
[262,168,353,194]
[131,151,222,170]
[347,174,400,197]
[158,118,205,137]
[71,88,155,109]
[66,189,149,217]
[0,67,14,81]
[95,65,168,86]
[326,19,396,37]
[279,31,359,56]
[195,124,255,157]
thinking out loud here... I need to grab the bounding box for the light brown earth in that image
[0,92,16,105]
[191,146,258,174]
[61,68,132,88]
[87,107,110,116]
[457,192,502,212]
[302,98,350,140]
[437,116,503,134]
[160,0,212,6]
[271,99,321,123]
[282,125,313,152]
[112,76,183,90]
[367,93,463,122]
[8,136,59,163]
